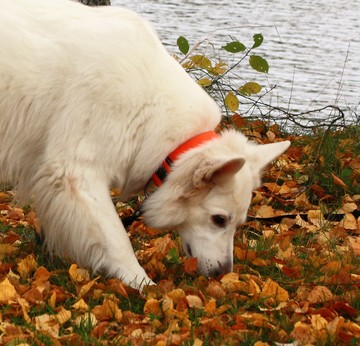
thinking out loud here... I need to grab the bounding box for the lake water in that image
[112,0,359,126]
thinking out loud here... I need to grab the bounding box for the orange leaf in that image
[92,299,123,322]
[78,277,100,298]
[204,299,217,315]
[34,266,51,282]
[183,257,198,274]
[144,298,162,316]
[255,205,276,218]
[331,173,348,190]
[261,278,289,303]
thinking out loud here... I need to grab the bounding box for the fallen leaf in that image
[255,205,276,218]
[144,298,162,316]
[78,276,100,298]
[72,298,89,311]
[186,295,203,308]
[342,213,358,230]
[344,236,360,255]
[34,314,60,338]
[69,264,90,283]
[307,286,333,304]
[17,255,38,279]
[261,278,289,303]
[74,312,98,328]
[0,244,19,260]
[183,257,198,274]
[0,277,19,303]
[56,307,72,324]
[331,173,348,190]
[92,299,123,322]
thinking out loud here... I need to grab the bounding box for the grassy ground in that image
[0,118,359,345]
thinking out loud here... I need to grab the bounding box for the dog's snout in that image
[219,260,232,275]
[211,260,232,277]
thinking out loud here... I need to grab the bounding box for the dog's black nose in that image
[212,260,232,277]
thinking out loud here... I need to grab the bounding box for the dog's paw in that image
[129,277,156,292]
[116,268,155,292]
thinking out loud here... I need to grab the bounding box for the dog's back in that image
[0,0,220,200]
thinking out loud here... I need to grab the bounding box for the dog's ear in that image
[247,140,290,171]
[193,157,245,188]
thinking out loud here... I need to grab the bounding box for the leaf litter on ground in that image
[0,117,359,345]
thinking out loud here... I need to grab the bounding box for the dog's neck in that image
[151,131,219,187]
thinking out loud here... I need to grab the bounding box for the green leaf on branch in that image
[225,91,239,112]
[222,41,246,53]
[177,36,190,55]
[252,34,263,49]
[249,55,269,73]
[190,55,212,69]
[239,82,262,96]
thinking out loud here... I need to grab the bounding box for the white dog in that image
[0,0,290,289]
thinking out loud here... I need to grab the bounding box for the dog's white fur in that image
[0,0,290,289]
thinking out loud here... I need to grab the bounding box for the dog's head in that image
[142,130,290,277]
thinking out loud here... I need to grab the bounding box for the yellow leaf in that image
[261,278,289,303]
[225,91,239,112]
[69,264,90,283]
[248,278,261,295]
[48,291,57,310]
[342,212,358,230]
[193,338,203,346]
[266,130,276,142]
[239,82,262,95]
[212,61,228,75]
[190,55,212,69]
[197,78,212,87]
[72,298,89,311]
[0,244,19,260]
[311,314,328,331]
[344,236,360,255]
[34,314,60,338]
[56,307,72,325]
[167,288,185,304]
[254,342,270,346]
[74,312,97,328]
[162,294,174,318]
[339,202,358,213]
[78,276,100,298]
[17,297,31,324]
[186,295,203,308]
[220,272,239,284]
[17,255,38,279]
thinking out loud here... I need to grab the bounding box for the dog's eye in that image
[211,215,227,228]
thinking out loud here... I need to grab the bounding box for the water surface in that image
[113,0,359,124]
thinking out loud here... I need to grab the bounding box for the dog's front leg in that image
[33,164,153,290]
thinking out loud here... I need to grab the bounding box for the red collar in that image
[152,131,219,187]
